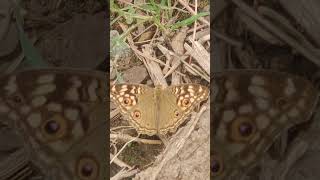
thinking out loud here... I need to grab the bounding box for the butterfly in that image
[0,68,107,180]
[211,70,319,179]
[110,84,209,136]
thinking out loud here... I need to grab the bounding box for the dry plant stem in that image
[150,25,159,45]
[171,28,187,54]
[134,37,163,45]
[171,71,181,85]
[178,53,210,81]
[158,44,207,81]
[182,73,192,83]
[110,135,140,164]
[187,24,209,34]
[110,143,117,155]
[163,56,187,79]
[110,153,132,169]
[118,23,185,81]
[258,6,316,50]
[192,0,198,42]
[212,29,243,48]
[111,126,134,132]
[190,63,208,77]
[110,108,120,119]
[212,0,229,21]
[168,28,188,83]
[231,0,320,67]
[141,45,168,86]
[110,133,162,145]
[198,34,210,45]
[278,0,320,48]
[185,38,210,74]
[157,44,173,74]
[0,9,10,41]
[187,28,211,45]
[119,23,165,64]
[9,165,32,180]
[134,49,167,66]
[56,0,63,9]
[237,8,282,46]
[157,44,188,79]
[0,148,30,180]
[132,24,155,41]
[158,134,169,147]
[150,104,208,180]
[5,51,24,74]
[183,105,208,144]
[163,59,171,75]
[275,139,308,180]
[110,55,120,77]
[111,167,139,180]
[5,37,37,73]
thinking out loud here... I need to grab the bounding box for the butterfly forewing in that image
[0,69,107,180]
[212,70,319,179]
[110,84,158,135]
[158,84,209,134]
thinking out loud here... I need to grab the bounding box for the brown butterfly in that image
[110,84,209,136]
[0,68,107,180]
[211,70,319,179]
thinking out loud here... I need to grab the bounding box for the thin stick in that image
[110,133,162,145]
[231,0,320,67]
[110,134,140,164]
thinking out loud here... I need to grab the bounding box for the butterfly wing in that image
[212,70,319,179]
[0,69,107,180]
[159,84,209,134]
[110,84,157,135]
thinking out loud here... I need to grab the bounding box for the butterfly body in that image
[110,84,209,136]
[0,69,107,180]
[212,70,319,179]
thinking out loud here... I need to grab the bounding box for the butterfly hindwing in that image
[0,69,107,180]
[212,70,319,179]
[159,84,209,134]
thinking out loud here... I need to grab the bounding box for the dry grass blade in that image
[185,38,210,74]
[232,0,320,67]
[141,45,168,86]
[110,133,162,145]
[110,135,140,164]
[111,167,139,180]
[110,153,132,169]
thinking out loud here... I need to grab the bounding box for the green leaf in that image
[170,12,209,30]
[125,6,135,24]
[12,1,48,68]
